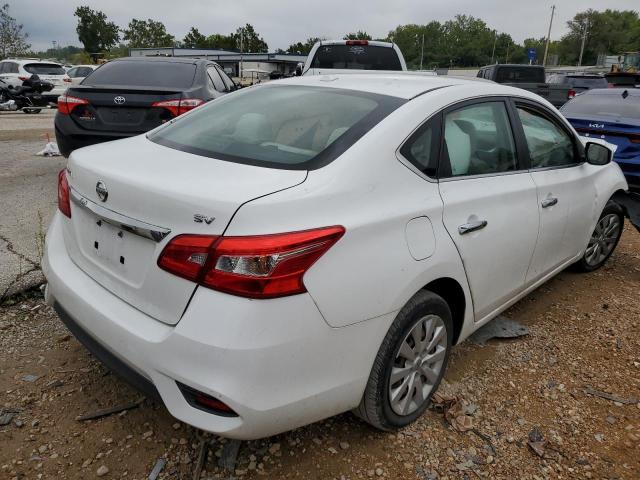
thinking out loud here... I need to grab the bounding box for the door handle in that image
[541,197,558,208]
[458,220,488,235]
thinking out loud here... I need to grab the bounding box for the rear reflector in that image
[177,382,238,417]
[57,169,71,218]
[345,40,369,46]
[158,226,345,298]
[152,98,205,117]
[57,94,89,115]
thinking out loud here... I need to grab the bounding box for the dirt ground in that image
[1,226,639,480]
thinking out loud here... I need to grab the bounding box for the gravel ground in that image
[1,225,638,480]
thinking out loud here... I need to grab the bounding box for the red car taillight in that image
[57,169,71,218]
[63,77,72,83]
[151,98,204,117]
[567,89,576,99]
[57,94,89,115]
[158,226,345,298]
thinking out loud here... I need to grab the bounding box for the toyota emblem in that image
[96,181,108,202]
[113,96,126,105]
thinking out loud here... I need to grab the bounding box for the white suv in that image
[0,58,70,102]
[44,74,629,439]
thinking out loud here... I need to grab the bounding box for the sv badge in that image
[193,214,215,225]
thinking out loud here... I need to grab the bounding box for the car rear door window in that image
[66,67,78,78]
[83,61,196,89]
[440,101,518,177]
[207,67,226,92]
[516,107,577,168]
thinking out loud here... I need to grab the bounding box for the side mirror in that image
[585,142,612,166]
[295,63,303,76]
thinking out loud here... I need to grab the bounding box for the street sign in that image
[527,48,537,61]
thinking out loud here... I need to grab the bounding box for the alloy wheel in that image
[584,213,621,267]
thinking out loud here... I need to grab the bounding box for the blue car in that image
[561,88,640,191]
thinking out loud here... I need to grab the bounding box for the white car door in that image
[438,99,540,322]
[513,101,596,284]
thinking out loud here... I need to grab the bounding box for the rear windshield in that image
[567,77,608,89]
[496,67,544,83]
[561,91,640,119]
[310,45,402,71]
[149,85,404,170]
[84,61,196,89]
[23,63,66,75]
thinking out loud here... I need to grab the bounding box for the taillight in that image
[568,89,576,99]
[151,98,204,117]
[57,169,71,218]
[63,77,72,83]
[345,40,369,45]
[57,94,88,115]
[18,76,28,81]
[157,226,345,298]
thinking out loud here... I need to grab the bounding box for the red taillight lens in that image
[152,98,204,117]
[63,77,72,83]
[345,40,369,45]
[157,226,345,298]
[18,76,28,81]
[57,169,71,218]
[57,94,89,115]
[568,89,576,99]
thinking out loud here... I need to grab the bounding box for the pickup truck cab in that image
[302,40,407,75]
[478,64,571,108]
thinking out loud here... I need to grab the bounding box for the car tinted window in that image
[567,77,608,89]
[217,66,235,90]
[149,85,404,170]
[77,67,93,77]
[400,117,439,177]
[66,67,78,77]
[517,107,577,168]
[440,102,517,177]
[0,62,6,73]
[561,92,640,119]
[496,67,544,83]
[83,61,196,88]
[311,45,402,70]
[23,63,65,75]
[207,67,225,92]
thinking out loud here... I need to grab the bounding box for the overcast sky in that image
[10,0,639,52]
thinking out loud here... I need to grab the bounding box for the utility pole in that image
[239,28,244,81]
[578,19,589,67]
[491,30,497,64]
[542,4,555,67]
[419,33,424,70]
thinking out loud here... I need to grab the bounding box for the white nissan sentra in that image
[44,74,629,439]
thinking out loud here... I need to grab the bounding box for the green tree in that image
[122,18,175,48]
[74,6,119,54]
[287,37,321,54]
[204,33,236,50]
[343,31,372,40]
[183,27,207,48]
[232,23,268,52]
[0,3,30,57]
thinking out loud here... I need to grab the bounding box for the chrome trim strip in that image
[70,188,171,242]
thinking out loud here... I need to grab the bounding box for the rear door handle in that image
[458,220,488,235]
[541,197,558,208]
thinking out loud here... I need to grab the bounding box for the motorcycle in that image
[0,74,55,114]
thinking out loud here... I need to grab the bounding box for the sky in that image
[9,0,640,52]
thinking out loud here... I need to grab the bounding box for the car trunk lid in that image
[62,135,307,325]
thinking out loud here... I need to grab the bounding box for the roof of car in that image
[113,56,213,65]
[580,88,640,96]
[276,73,508,100]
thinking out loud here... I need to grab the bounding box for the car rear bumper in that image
[54,114,137,156]
[43,213,388,439]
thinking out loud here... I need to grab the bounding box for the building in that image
[128,47,307,78]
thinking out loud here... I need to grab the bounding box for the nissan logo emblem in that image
[113,96,126,105]
[96,181,108,202]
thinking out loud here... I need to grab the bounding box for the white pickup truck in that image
[301,40,407,76]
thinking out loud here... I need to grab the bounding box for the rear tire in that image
[355,290,453,431]
[573,202,624,272]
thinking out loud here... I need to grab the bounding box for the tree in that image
[0,3,30,57]
[183,27,207,48]
[232,23,268,52]
[74,6,119,54]
[122,18,175,48]
[287,37,321,54]
[204,33,236,50]
[343,31,372,40]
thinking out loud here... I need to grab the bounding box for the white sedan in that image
[65,64,97,85]
[43,74,629,439]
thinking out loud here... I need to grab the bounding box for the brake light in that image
[18,76,28,81]
[157,226,345,298]
[63,77,72,83]
[57,94,89,115]
[345,40,369,46]
[57,169,71,218]
[151,98,204,117]
[568,89,576,99]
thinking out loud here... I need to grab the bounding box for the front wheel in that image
[573,202,624,272]
[355,290,452,431]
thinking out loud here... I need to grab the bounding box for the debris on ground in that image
[148,458,166,480]
[218,439,242,471]
[527,427,546,457]
[0,408,19,426]
[431,392,476,432]
[584,386,639,405]
[76,398,145,421]
[470,315,529,345]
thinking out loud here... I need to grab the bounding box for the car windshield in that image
[567,77,608,89]
[83,61,196,89]
[311,45,402,70]
[496,67,544,83]
[23,63,66,75]
[149,85,404,169]
[561,91,640,119]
